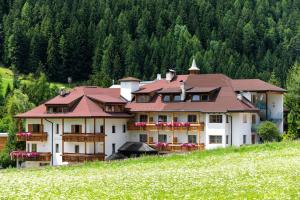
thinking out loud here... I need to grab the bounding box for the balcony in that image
[10,151,51,162]
[62,153,105,162]
[16,132,48,142]
[63,133,105,142]
[127,122,205,132]
[149,143,205,152]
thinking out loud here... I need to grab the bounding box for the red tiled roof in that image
[127,74,266,112]
[17,86,131,118]
[186,86,220,93]
[232,79,286,92]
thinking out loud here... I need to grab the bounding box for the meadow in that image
[0,141,299,199]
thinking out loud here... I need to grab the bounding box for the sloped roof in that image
[118,142,157,153]
[127,74,275,112]
[17,86,132,118]
[232,79,286,92]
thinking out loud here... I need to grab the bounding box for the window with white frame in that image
[158,115,167,122]
[158,134,167,142]
[75,145,80,153]
[209,115,223,123]
[209,135,222,144]
[56,144,60,153]
[187,115,197,123]
[31,144,37,152]
[243,135,247,144]
[226,135,229,144]
[243,114,247,123]
[123,124,126,133]
[188,135,197,143]
[139,134,147,142]
[112,125,116,133]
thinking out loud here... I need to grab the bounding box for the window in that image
[226,115,230,123]
[158,115,167,122]
[139,115,148,122]
[188,135,197,143]
[163,95,171,102]
[158,134,167,142]
[47,106,68,113]
[243,114,247,123]
[188,115,197,123]
[112,143,116,154]
[112,125,116,133]
[137,95,150,103]
[226,135,229,144]
[123,124,126,133]
[27,144,30,151]
[209,115,223,123]
[139,134,147,142]
[75,145,80,153]
[173,95,181,102]
[56,144,60,153]
[252,114,256,124]
[201,95,209,101]
[105,105,114,112]
[100,125,104,133]
[29,124,41,133]
[149,117,154,122]
[31,144,37,152]
[243,135,247,144]
[192,95,200,101]
[56,124,59,134]
[173,117,178,122]
[72,125,82,134]
[209,136,222,144]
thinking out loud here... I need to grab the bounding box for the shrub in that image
[257,121,280,142]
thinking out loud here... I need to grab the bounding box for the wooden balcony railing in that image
[62,153,105,162]
[127,122,205,132]
[149,143,205,152]
[16,132,48,142]
[62,133,105,142]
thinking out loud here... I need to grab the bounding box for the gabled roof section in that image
[17,86,131,118]
[232,79,286,92]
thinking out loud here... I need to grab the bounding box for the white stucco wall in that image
[231,113,252,146]
[267,93,284,133]
[120,81,139,101]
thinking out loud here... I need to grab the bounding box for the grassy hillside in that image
[0,141,300,199]
[0,66,67,95]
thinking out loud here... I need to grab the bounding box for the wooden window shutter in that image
[71,125,75,133]
[149,137,153,143]
[173,137,178,144]
[28,124,33,132]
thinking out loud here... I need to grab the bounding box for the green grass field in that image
[0,66,67,95]
[0,141,299,199]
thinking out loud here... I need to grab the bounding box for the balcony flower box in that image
[155,142,169,151]
[134,122,147,127]
[16,132,32,138]
[180,143,196,151]
[10,151,39,159]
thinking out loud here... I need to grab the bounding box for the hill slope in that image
[0,141,299,199]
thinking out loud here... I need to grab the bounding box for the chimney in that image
[188,58,200,74]
[119,77,140,101]
[237,93,243,101]
[166,69,176,82]
[60,87,66,96]
[156,74,161,80]
[180,80,186,101]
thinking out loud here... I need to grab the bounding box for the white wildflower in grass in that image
[0,141,300,199]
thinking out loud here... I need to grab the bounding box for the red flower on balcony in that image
[181,143,196,148]
[134,122,147,127]
[155,142,169,148]
[155,122,166,127]
[16,132,32,138]
[10,151,40,160]
[183,122,191,127]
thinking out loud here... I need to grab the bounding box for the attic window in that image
[137,95,150,103]
[163,95,171,102]
[105,105,124,112]
[47,106,69,113]
[173,95,181,102]
[201,95,209,101]
[192,95,200,101]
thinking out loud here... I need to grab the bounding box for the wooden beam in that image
[41,118,44,142]
[197,112,201,150]
[84,118,87,154]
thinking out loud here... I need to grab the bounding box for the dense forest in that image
[0,0,299,87]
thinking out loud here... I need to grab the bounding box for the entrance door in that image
[251,135,256,144]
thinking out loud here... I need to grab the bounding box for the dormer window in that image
[105,105,124,112]
[47,106,69,113]
[201,95,209,101]
[163,95,171,102]
[137,95,150,103]
[173,95,181,102]
[192,95,200,102]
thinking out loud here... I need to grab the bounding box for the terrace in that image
[62,133,105,142]
[127,122,205,132]
[16,132,48,142]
